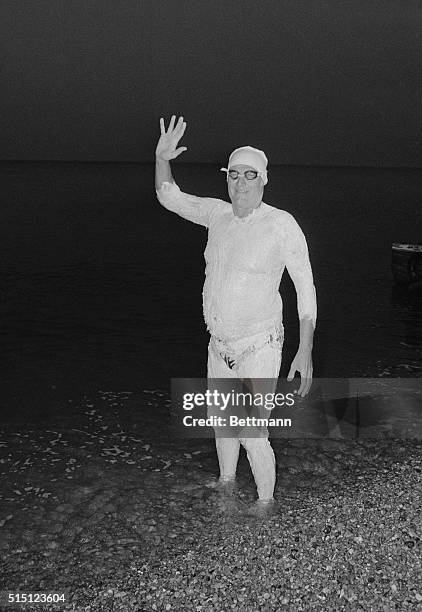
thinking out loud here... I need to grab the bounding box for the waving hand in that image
[156,115,187,161]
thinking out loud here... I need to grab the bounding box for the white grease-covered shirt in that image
[156,181,317,341]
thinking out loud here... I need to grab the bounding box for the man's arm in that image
[155,157,173,191]
[283,214,317,397]
[155,115,186,190]
[298,317,314,353]
[155,115,221,228]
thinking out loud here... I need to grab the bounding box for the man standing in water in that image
[155,115,317,513]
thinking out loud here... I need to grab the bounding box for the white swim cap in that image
[224,145,268,185]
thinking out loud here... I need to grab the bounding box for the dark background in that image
[1,0,421,166]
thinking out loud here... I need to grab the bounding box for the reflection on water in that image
[0,162,421,421]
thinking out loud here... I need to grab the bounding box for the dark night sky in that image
[1,1,421,166]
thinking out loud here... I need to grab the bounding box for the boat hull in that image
[391,243,422,286]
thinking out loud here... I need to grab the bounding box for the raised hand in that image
[156,115,187,161]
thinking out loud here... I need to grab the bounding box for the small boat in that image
[392,243,422,288]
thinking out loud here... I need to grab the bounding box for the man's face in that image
[227,164,264,211]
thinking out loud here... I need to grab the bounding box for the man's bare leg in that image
[237,343,282,511]
[214,437,240,482]
[207,341,242,488]
[239,436,276,500]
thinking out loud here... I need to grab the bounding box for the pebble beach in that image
[1,390,421,611]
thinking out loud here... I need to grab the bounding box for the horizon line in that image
[0,159,420,171]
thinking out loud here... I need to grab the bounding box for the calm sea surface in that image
[0,162,421,421]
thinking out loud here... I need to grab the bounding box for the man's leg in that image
[207,340,240,482]
[237,343,282,501]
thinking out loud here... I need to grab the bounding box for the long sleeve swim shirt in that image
[156,181,317,341]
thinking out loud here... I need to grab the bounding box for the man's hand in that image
[156,115,187,161]
[287,348,313,397]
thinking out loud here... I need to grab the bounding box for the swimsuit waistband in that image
[210,326,284,370]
